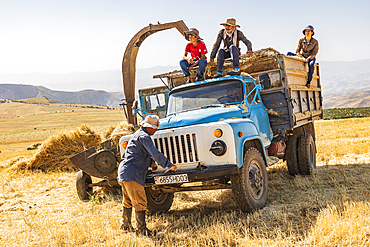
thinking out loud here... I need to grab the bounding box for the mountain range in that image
[0,84,122,107]
[1,60,370,108]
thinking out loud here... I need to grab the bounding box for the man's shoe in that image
[136,227,157,237]
[227,69,241,76]
[214,73,223,78]
[120,223,133,231]
[305,83,311,88]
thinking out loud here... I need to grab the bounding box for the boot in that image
[135,211,156,237]
[120,207,133,231]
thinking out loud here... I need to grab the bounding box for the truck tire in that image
[76,170,93,201]
[231,147,268,212]
[285,135,300,175]
[145,186,174,214]
[298,134,316,175]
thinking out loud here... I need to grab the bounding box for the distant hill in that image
[323,90,370,109]
[15,96,55,104]
[0,84,122,107]
[320,59,370,98]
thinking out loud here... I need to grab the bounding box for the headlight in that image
[209,140,227,156]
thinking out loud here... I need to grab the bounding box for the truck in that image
[70,21,323,214]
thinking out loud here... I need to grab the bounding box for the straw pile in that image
[104,121,137,146]
[9,124,101,172]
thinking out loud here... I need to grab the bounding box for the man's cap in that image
[220,18,240,28]
[139,115,160,129]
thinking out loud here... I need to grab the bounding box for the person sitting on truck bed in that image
[180,28,208,83]
[287,25,319,88]
[117,115,177,237]
[210,18,253,78]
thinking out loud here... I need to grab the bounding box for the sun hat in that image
[184,28,203,41]
[302,25,315,36]
[139,115,160,129]
[220,18,240,28]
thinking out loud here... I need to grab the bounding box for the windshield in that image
[167,80,244,116]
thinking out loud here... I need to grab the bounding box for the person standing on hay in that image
[117,115,177,237]
[179,28,208,83]
[287,25,319,88]
[209,18,254,78]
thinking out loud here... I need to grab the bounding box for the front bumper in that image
[145,164,239,186]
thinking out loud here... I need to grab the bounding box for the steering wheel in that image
[217,95,235,104]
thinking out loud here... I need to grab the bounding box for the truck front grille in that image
[153,133,199,164]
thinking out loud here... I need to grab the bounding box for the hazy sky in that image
[1,0,369,74]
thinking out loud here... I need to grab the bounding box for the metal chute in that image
[121,20,189,125]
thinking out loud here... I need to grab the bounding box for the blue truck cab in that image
[159,75,273,168]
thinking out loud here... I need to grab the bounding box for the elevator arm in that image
[122,20,189,125]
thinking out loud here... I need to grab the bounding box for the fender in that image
[226,119,270,168]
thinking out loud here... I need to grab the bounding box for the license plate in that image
[154,174,189,184]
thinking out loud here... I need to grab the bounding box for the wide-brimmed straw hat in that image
[220,18,240,28]
[139,115,160,129]
[302,25,315,36]
[184,28,203,41]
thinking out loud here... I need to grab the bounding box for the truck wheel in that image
[285,135,300,175]
[231,147,268,212]
[145,186,174,214]
[76,170,93,201]
[298,134,316,175]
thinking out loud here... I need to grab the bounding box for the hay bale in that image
[104,121,137,145]
[9,124,102,172]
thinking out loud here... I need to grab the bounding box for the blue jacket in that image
[117,127,173,186]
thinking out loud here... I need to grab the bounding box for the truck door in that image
[244,81,273,147]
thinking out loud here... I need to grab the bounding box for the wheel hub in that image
[248,161,264,199]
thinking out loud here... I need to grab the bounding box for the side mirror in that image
[132,100,138,115]
[259,73,271,90]
[132,100,138,110]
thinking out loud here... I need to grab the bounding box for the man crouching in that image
[117,115,177,237]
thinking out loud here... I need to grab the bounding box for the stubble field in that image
[0,102,369,246]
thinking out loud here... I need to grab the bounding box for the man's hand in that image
[187,58,194,64]
[209,59,214,65]
[150,162,158,172]
[170,165,177,172]
[247,50,254,56]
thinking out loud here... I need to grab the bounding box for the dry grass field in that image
[0,102,370,246]
[0,102,125,162]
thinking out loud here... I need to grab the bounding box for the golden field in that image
[0,102,370,246]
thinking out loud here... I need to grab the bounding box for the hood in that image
[159,106,244,129]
